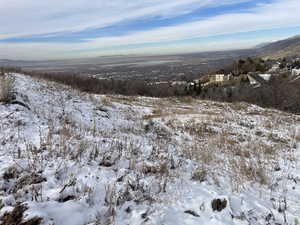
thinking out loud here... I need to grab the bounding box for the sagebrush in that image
[0,75,15,103]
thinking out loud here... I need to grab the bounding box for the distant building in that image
[293,58,300,63]
[247,73,272,86]
[259,74,272,81]
[247,75,258,85]
[268,64,280,73]
[171,81,187,86]
[209,74,232,83]
[292,69,300,77]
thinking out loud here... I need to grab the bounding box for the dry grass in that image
[143,107,201,120]
[199,110,220,116]
[268,133,289,145]
[178,96,194,104]
[0,204,42,225]
[296,133,300,142]
[2,73,297,218]
[105,95,140,106]
[99,96,114,107]
[0,75,15,103]
[152,108,163,115]
[192,167,207,182]
[230,102,248,111]
[140,97,298,191]
[177,118,285,190]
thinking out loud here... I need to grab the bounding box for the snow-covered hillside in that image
[0,74,299,225]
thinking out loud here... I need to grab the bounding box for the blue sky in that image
[0,0,299,59]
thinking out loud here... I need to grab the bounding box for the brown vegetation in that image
[199,74,300,114]
[0,74,15,103]
[2,64,300,114]
[0,204,42,225]
[22,70,186,97]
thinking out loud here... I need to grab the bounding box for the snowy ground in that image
[0,73,299,225]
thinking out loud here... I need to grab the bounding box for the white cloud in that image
[0,0,247,39]
[0,0,300,59]
[82,0,300,47]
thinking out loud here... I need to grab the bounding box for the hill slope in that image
[259,35,300,59]
[0,74,300,225]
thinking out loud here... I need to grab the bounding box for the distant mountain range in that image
[1,35,300,69]
[258,35,300,59]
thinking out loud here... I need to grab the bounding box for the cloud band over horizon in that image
[0,0,300,60]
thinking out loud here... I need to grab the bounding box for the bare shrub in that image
[296,132,300,142]
[11,173,46,194]
[0,203,42,225]
[191,167,207,182]
[140,161,169,176]
[199,75,300,114]
[22,70,186,98]
[0,75,15,103]
[2,166,20,181]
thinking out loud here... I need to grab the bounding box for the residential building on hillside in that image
[171,81,187,86]
[292,69,300,76]
[268,64,280,73]
[247,73,272,86]
[209,74,232,83]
